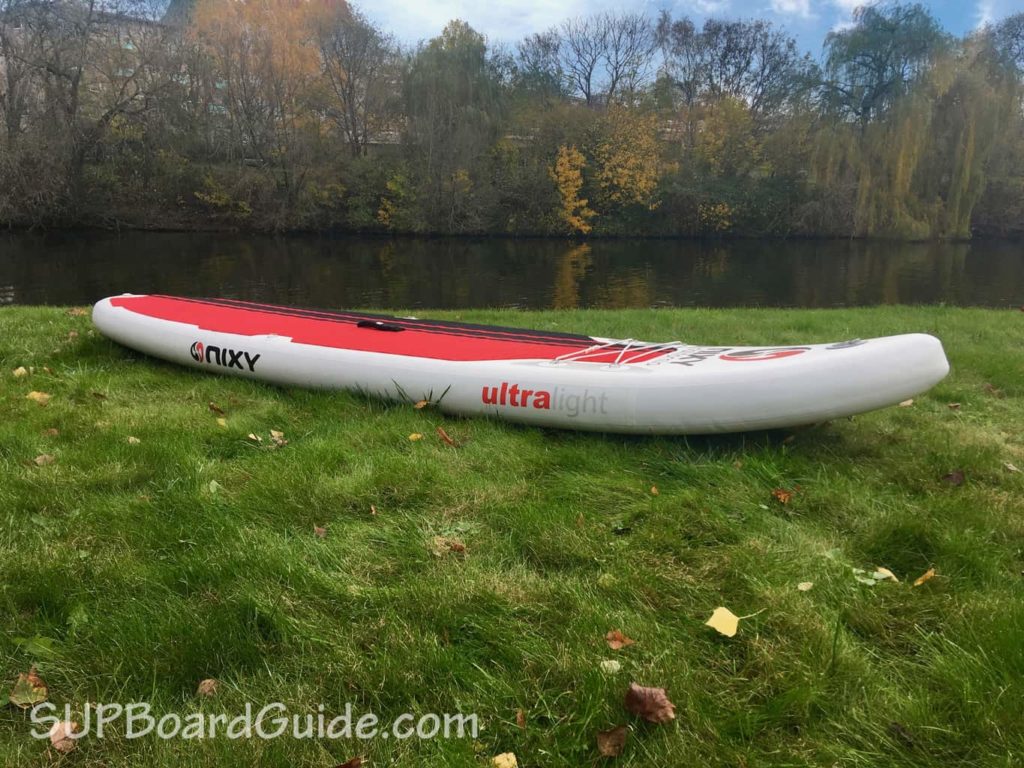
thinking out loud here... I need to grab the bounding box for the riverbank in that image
[2,306,1022,766]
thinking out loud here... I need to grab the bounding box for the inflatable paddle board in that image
[92,295,950,434]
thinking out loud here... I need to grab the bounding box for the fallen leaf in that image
[270,429,288,448]
[67,331,79,341]
[600,660,622,674]
[605,630,635,651]
[873,567,899,583]
[492,753,518,768]
[314,525,327,538]
[91,391,107,400]
[207,480,222,494]
[66,307,88,317]
[733,460,744,469]
[575,513,585,528]
[370,505,378,516]
[1004,462,1019,473]
[208,401,226,416]
[942,470,965,486]
[947,403,961,410]
[335,759,363,768]
[913,568,936,587]
[247,433,263,443]
[771,488,793,505]
[650,485,659,496]
[13,366,28,378]
[983,383,1005,398]
[898,399,914,408]
[34,454,55,467]
[26,391,51,406]
[126,436,141,445]
[196,679,219,697]
[43,428,59,438]
[515,708,526,729]
[8,667,48,708]
[436,426,458,447]
[414,400,429,410]
[623,683,676,724]
[216,417,228,429]
[49,720,78,753]
[596,724,628,757]
[431,536,466,557]
[797,581,814,592]
[409,433,424,442]
[705,607,740,637]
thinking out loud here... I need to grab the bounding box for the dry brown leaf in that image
[335,759,363,768]
[942,470,965,486]
[66,307,88,317]
[492,753,518,768]
[431,536,466,557]
[409,433,424,442]
[196,678,219,697]
[575,513,585,527]
[1004,462,1020,474]
[13,366,28,378]
[605,630,636,651]
[127,436,141,445]
[596,724,629,757]
[370,505,378,516]
[913,568,936,587]
[436,426,458,447]
[705,607,740,637]
[26,391,51,406]
[208,401,226,416]
[8,667,48,709]
[67,330,79,341]
[49,720,78,753]
[623,683,676,724]
[771,488,793,505]
[314,525,327,539]
[270,430,288,448]
[247,433,263,443]
[43,428,59,437]
[983,383,1005,398]
[34,454,55,467]
[414,400,429,410]
[947,403,961,410]
[650,485,659,496]
[797,581,814,592]
[90,391,107,401]
[515,708,526,730]
[898,399,914,408]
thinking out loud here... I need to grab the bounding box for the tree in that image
[549,144,594,234]
[822,2,948,128]
[314,5,398,158]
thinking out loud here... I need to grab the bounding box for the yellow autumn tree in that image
[592,106,660,212]
[190,0,342,206]
[549,145,596,234]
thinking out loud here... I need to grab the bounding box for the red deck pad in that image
[111,296,670,364]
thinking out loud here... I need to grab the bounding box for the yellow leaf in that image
[898,399,914,408]
[26,391,51,406]
[414,400,429,410]
[913,568,936,587]
[650,485,659,496]
[216,418,228,428]
[409,433,424,442]
[705,607,740,637]
[492,754,518,768]
[13,366,28,378]
[873,567,899,583]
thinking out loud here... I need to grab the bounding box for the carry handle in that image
[357,320,406,332]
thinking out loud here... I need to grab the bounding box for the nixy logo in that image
[190,341,261,372]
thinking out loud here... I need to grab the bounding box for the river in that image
[1,232,1020,309]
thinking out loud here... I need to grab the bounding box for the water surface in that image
[1,232,1020,309]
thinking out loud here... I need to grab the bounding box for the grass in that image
[0,305,1022,767]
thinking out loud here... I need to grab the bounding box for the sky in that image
[360,0,1020,57]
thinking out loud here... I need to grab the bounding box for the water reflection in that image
[0,232,1020,309]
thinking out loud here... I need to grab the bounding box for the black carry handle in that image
[357,319,406,332]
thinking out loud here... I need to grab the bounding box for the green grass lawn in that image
[1,305,1022,767]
